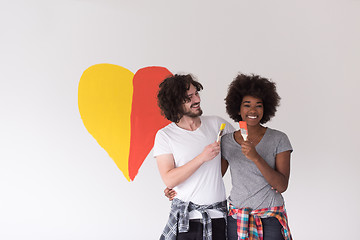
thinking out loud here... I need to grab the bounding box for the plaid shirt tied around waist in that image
[228,203,292,240]
[160,198,227,240]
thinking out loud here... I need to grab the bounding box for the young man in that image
[153,74,234,240]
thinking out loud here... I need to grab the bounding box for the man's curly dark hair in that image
[157,74,203,123]
[225,73,280,124]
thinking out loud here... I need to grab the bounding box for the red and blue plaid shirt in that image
[228,203,292,240]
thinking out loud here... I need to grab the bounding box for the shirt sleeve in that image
[153,130,172,158]
[217,116,236,134]
[224,120,236,134]
[276,132,293,154]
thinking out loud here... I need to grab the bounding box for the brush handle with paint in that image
[239,121,248,141]
[216,123,226,142]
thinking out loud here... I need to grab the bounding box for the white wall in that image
[1,0,359,239]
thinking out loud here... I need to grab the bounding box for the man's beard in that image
[183,108,203,118]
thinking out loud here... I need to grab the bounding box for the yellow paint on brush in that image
[78,64,134,181]
[217,123,226,142]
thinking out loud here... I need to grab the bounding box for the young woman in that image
[223,73,292,240]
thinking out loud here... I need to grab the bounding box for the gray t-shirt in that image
[221,128,293,210]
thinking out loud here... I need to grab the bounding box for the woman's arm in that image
[221,157,229,177]
[254,151,291,193]
[241,140,291,193]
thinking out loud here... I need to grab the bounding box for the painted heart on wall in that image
[78,64,172,181]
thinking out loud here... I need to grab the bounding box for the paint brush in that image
[216,123,226,142]
[239,121,248,141]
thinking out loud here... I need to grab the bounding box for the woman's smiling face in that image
[239,95,264,126]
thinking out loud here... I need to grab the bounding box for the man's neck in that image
[175,116,201,131]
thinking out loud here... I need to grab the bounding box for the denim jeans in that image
[227,215,285,240]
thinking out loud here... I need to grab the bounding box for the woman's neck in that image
[247,124,266,137]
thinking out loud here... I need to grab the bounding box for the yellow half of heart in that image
[78,64,134,181]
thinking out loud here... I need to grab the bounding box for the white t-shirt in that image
[153,115,235,219]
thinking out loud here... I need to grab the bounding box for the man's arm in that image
[156,142,220,189]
